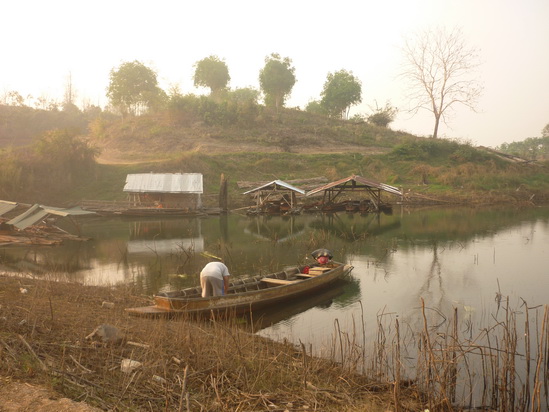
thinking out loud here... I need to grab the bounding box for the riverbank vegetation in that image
[1,104,548,207]
[0,274,423,411]
[2,271,548,411]
[1,102,549,410]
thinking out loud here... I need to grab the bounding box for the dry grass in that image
[0,275,422,411]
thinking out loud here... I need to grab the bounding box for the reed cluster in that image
[328,298,549,411]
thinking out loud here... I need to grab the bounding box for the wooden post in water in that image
[219,173,228,213]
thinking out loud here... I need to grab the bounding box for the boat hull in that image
[127,262,353,317]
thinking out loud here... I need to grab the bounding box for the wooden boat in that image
[126,261,353,317]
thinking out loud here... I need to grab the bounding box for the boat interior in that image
[157,264,337,299]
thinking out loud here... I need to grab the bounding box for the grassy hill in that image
[1,104,548,207]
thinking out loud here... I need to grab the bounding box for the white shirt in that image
[200,261,230,280]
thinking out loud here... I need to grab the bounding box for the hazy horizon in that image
[2,0,548,148]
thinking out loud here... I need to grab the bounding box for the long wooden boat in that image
[126,261,353,317]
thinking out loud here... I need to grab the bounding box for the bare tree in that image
[400,27,482,138]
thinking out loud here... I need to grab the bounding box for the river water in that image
[2,205,548,407]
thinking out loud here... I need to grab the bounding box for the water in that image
[2,206,547,320]
[2,205,548,407]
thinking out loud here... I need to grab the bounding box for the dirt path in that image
[0,378,101,411]
[94,142,389,165]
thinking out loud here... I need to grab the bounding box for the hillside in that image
[1,104,548,206]
[89,108,410,163]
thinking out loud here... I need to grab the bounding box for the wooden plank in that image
[126,306,172,315]
[308,267,331,275]
[296,273,316,278]
[261,278,299,285]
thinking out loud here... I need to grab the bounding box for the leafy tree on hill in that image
[320,69,362,119]
[542,123,549,138]
[259,53,296,113]
[107,60,165,117]
[400,27,482,138]
[193,56,231,97]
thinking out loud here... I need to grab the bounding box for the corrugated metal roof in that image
[242,180,306,195]
[7,204,96,230]
[41,206,98,217]
[123,173,203,194]
[9,209,50,230]
[306,174,402,196]
[0,200,18,217]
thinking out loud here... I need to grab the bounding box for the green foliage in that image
[167,93,259,127]
[259,53,296,112]
[197,97,238,126]
[542,123,549,138]
[349,113,367,122]
[320,70,362,119]
[497,136,549,161]
[229,87,259,106]
[389,138,493,164]
[0,129,99,203]
[34,129,99,181]
[107,60,165,117]
[0,148,23,199]
[193,55,231,96]
[305,100,326,115]
[367,102,398,127]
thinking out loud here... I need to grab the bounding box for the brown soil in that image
[0,378,101,411]
[0,274,423,411]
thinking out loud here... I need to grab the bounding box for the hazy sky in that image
[2,0,548,148]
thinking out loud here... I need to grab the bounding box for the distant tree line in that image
[2,27,487,139]
[497,124,549,161]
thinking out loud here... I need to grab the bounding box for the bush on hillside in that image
[0,129,98,203]
[390,138,495,164]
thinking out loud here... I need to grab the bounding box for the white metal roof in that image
[242,180,306,195]
[123,173,203,194]
[0,200,18,217]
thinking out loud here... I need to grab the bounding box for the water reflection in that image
[245,277,361,331]
[1,206,548,324]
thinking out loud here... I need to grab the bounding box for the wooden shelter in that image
[243,180,306,214]
[306,174,402,213]
[123,173,203,209]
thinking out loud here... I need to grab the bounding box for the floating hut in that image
[124,173,203,209]
[243,180,306,215]
[306,174,402,213]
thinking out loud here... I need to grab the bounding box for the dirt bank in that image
[0,274,423,411]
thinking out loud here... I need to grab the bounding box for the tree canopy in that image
[106,61,164,116]
[320,70,362,119]
[193,55,230,97]
[400,27,482,138]
[258,53,296,112]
